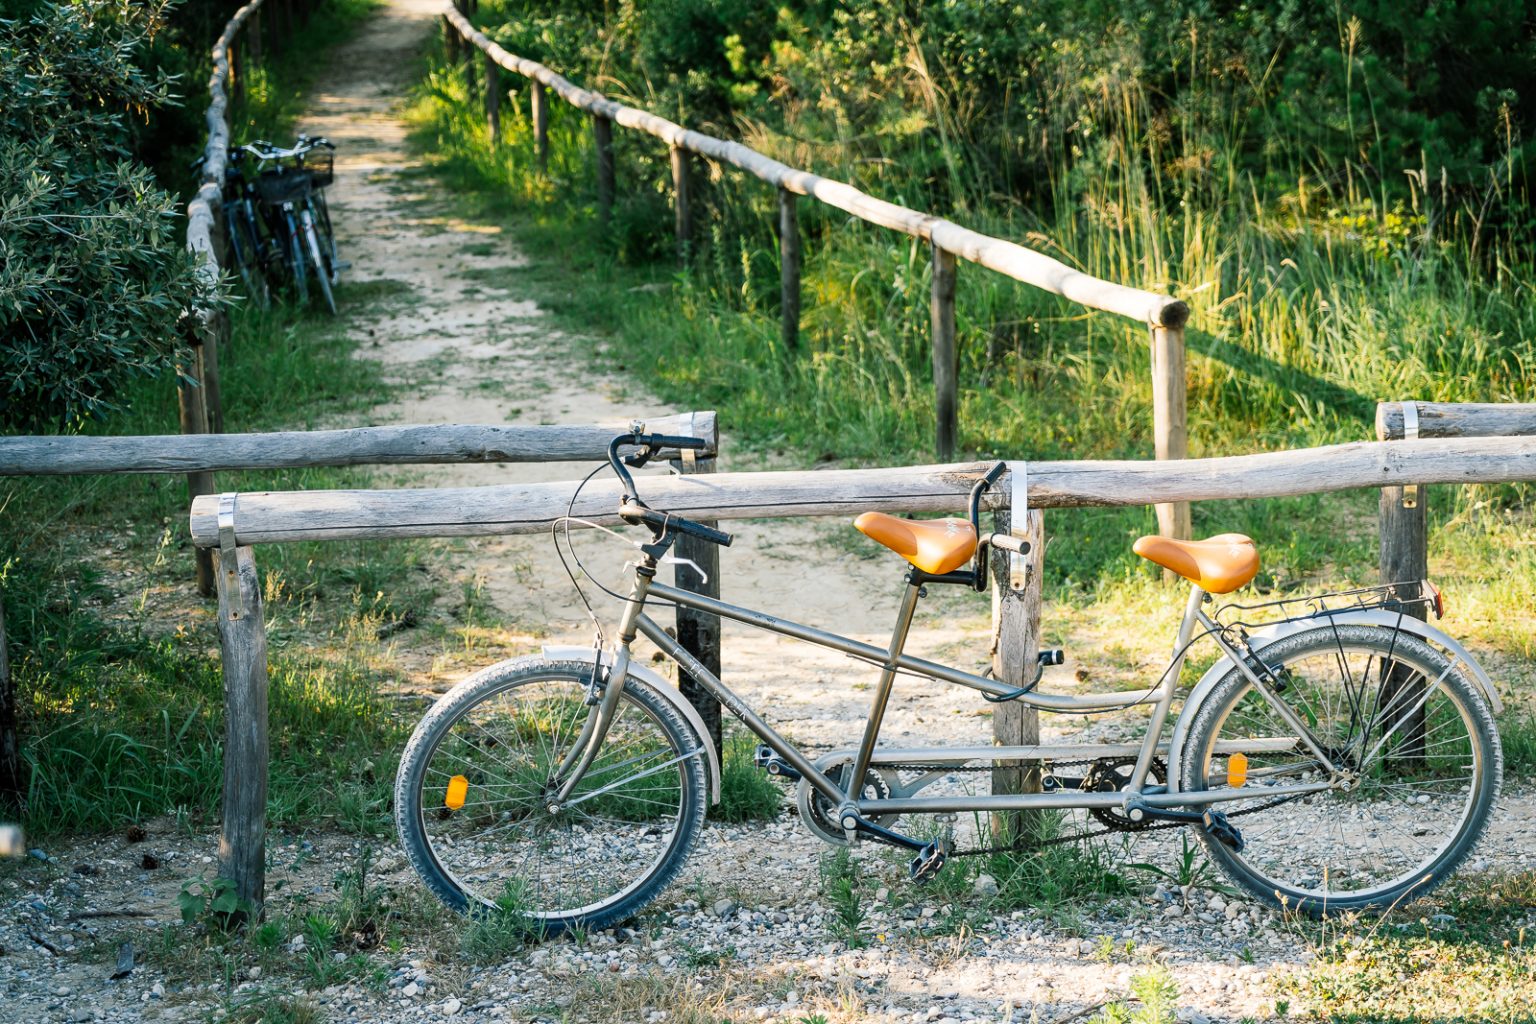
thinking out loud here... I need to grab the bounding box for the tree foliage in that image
[0,0,217,432]
[480,0,1534,222]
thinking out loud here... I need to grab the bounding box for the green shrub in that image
[0,0,218,431]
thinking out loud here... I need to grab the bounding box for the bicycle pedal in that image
[333,259,353,272]
[752,744,801,781]
[908,839,951,885]
[1202,810,1244,853]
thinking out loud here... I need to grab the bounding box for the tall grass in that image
[409,14,1536,720]
[1,296,420,836]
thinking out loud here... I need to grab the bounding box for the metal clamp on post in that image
[1006,460,1029,592]
[1401,400,1420,509]
[682,411,698,470]
[217,493,242,619]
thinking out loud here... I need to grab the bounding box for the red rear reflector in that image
[1425,580,1445,619]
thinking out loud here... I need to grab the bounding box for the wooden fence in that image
[0,413,722,875]
[437,3,1192,542]
[1376,401,1536,600]
[183,0,335,595]
[187,429,1536,908]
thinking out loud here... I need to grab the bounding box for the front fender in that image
[1166,611,1502,793]
[541,646,722,804]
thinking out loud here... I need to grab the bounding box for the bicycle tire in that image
[284,208,308,301]
[301,208,336,315]
[224,202,270,309]
[311,189,339,269]
[1181,623,1500,916]
[395,656,708,937]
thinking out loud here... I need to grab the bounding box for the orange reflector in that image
[1227,753,1248,788]
[445,775,469,811]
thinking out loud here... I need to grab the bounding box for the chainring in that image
[796,760,895,846]
[1085,756,1168,832]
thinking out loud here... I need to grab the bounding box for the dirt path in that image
[2,5,1530,1024]
[297,0,1015,756]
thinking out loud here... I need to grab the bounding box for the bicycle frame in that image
[555,559,1338,825]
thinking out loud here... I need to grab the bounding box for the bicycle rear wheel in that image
[284,208,308,302]
[1181,624,1500,915]
[224,202,270,309]
[395,656,708,937]
[301,207,336,315]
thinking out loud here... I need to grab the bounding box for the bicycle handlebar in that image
[619,502,734,548]
[605,433,733,548]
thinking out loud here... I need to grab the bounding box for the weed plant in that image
[713,732,783,823]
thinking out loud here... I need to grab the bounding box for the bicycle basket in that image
[256,168,312,205]
[300,148,334,188]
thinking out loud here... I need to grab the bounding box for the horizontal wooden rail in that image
[192,436,1536,548]
[440,7,1184,330]
[1377,402,1536,441]
[0,412,716,476]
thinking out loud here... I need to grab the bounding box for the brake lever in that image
[622,444,657,468]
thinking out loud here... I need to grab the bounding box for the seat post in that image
[1129,584,1206,789]
[846,576,924,799]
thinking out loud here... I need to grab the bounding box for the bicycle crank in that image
[1122,800,1246,852]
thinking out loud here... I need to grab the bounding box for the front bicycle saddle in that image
[853,513,977,575]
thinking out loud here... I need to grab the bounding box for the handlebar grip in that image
[639,433,710,452]
[674,517,734,547]
[620,504,734,547]
[982,461,1008,487]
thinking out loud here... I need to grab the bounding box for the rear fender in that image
[1166,611,1501,793]
[541,646,722,804]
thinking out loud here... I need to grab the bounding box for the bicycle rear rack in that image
[1213,579,1440,630]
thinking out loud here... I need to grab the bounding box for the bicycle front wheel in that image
[395,656,708,937]
[1181,623,1500,915]
[302,208,336,315]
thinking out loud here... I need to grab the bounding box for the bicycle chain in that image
[878,758,1307,857]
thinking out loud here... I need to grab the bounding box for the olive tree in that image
[0,0,218,432]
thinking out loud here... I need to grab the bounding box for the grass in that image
[405,26,1536,759]
[1278,873,1536,1022]
[1089,967,1181,1024]
[461,880,542,962]
[820,848,868,949]
[714,731,784,823]
[2,294,423,837]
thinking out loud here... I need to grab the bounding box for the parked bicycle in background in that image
[201,134,343,314]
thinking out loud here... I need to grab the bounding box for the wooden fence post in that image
[593,114,614,228]
[215,529,269,918]
[1378,401,1428,759]
[229,40,244,111]
[484,54,501,144]
[531,82,549,170]
[442,14,458,63]
[930,244,958,462]
[177,338,216,598]
[990,504,1043,842]
[670,145,691,263]
[1151,322,1190,541]
[0,599,23,817]
[778,188,800,352]
[671,454,723,752]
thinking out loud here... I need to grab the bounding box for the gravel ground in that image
[3,781,1529,1024]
